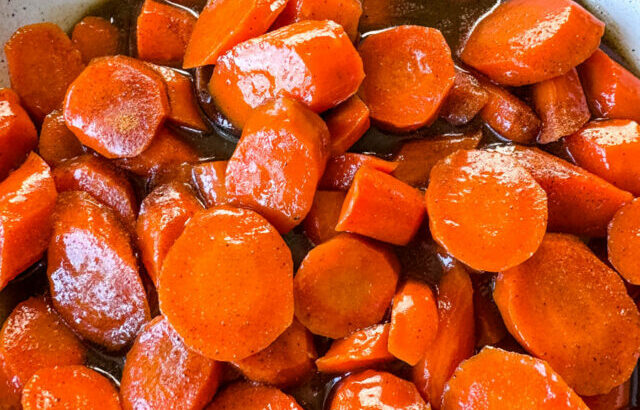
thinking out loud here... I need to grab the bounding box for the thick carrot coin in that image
[358,26,455,132]
[319,153,398,191]
[324,96,370,156]
[494,233,640,395]
[0,88,38,180]
[158,206,294,361]
[471,274,506,348]
[427,149,548,272]
[303,190,346,245]
[609,199,640,285]
[192,161,229,208]
[294,233,399,338]
[271,0,363,41]
[47,191,150,350]
[439,70,489,126]
[72,16,121,64]
[121,316,221,410]
[461,0,605,86]
[210,20,364,129]
[38,110,84,167]
[64,55,170,159]
[442,347,588,409]
[206,382,303,410]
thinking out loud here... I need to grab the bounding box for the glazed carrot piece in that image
[21,366,121,410]
[608,199,640,285]
[442,347,588,409]
[136,182,204,285]
[192,161,229,208]
[0,366,20,410]
[358,26,455,132]
[439,70,489,126]
[392,131,482,189]
[158,206,294,361]
[302,190,346,245]
[532,68,590,144]
[324,96,370,156]
[582,382,630,410]
[38,110,84,167]
[471,274,506,348]
[225,98,329,233]
[0,153,56,291]
[494,233,640,395]
[121,316,221,410]
[330,370,430,410]
[427,149,548,272]
[4,23,84,122]
[271,0,363,41]
[0,88,38,180]
[48,191,150,350]
[579,49,640,123]
[233,319,316,387]
[318,153,398,191]
[210,20,364,129]
[294,233,399,338]
[72,16,121,64]
[206,382,303,410]
[64,55,170,158]
[148,162,195,190]
[0,297,86,393]
[336,166,425,246]
[461,0,605,86]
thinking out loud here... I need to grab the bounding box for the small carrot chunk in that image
[206,382,303,410]
[582,382,630,410]
[427,149,548,272]
[225,98,329,233]
[302,190,346,245]
[47,191,150,350]
[494,233,640,396]
[64,55,170,159]
[72,16,121,64]
[460,0,605,86]
[271,0,363,41]
[358,26,455,132]
[471,274,506,348]
[0,297,86,393]
[294,233,399,338]
[336,166,425,246]
[319,153,398,191]
[192,161,229,208]
[38,110,84,167]
[608,199,640,285]
[442,347,588,409]
[21,366,121,410]
[439,70,489,126]
[324,96,370,156]
[148,162,195,190]
[210,20,364,129]
[0,153,56,291]
[121,316,221,410]
[0,88,38,180]
[5,23,84,122]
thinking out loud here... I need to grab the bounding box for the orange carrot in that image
[148,162,195,190]
[38,110,84,167]
[302,190,346,245]
[0,364,20,410]
[461,0,605,86]
[324,96,370,156]
[205,382,303,410]
[0,88,38,180]
[608,198,640,285]
[72,16,121,64]
[439,70,489,126]
[319,153,398,191]
[358,26,455,132]
[582,381,630,410]
[471,274,506,348]
[192,161,229,208]
[271,0,363,41]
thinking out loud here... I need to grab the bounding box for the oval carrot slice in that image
[64,55,170,159]
[460,0,605,86]
[302,190,346,245]
[319,153,398,191]
[608,199,640,285]
[158,206,294,361]
[324,96,370,156]
[271,0,363,41]
[427,149,548,272]
[0,88,38,180]
[72,16,121,64]
[38,110,84,167]
[192,161,229,208]
[294,233,399,338]
[494,233,640,395]
[442,347,588,409]
[358,25,455,132]
[121,316,221,410]
[47,191,150,350]
[439,70,489,126]
[205,382,303,410]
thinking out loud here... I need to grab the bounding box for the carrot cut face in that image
[192,161,229,208]
[427,149,548,272]
[324,96,370,156]
[461,0,605,86]
[302,190,346,245]
[210,20,364,129]
[38,110,84,167]
[358,26,455,132]
[319,153,398,191]
[121,316,221,410]
[582,382,630,410]
[442,347,588,409]
[4,23,84,122]
[271,0,363,41]
[206,382,303,410]
[494,233,640,396]
[64,55,170,159]
[294,233,399,338]
[47,191,150,351]
[72,16,121,64]
[439,70,489,126]
[471,274,506,348]
[0,88,38,180]
[608,199,640,285]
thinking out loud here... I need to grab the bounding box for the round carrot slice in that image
[64,55,170,159]
[426,149,548,272]
[158,206,294,361]
[72,16,121,64]
[294,233,399,338]
[205,382,303,410]
[608,198,640,285]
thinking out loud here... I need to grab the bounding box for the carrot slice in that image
[319,153,398,191]
[471,274,506,348]
[148,162,195,191]
[210,20,364,129]
[21,366,121,410]
[72,16,121,64]
[0,153,56,291]
[460,0,605,86]
[439,70,489,126]
[324,96,370,156]
[330,370,429,410]
[233,319,316,388]
[608,199,640,285]
[294,233,399,338]
[0,88,38,180]
[582,382,630,410]
[578,49,640,123]
[4,23,84,122]
[494,233,640,395]
[158,206,294,361]
[316,323,394,374]
[427,149,548,272]
[192,161,229,208]
[442,347,588,409]
[205,382,303,410]
[121,316,221,410]
[271,0,363,41]
[225,97,329,233]
[336,166,425,246]
[47,191,150,350]
[0,297,86,393]
[302,190,346,245]
[358,26,455,132]
[136,182,204,285]
[38,110,84,167]
[64,55,170,159]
